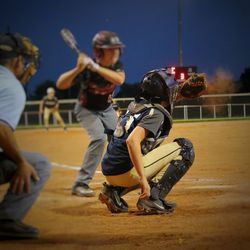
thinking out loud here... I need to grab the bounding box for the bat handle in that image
[74,47,81,54]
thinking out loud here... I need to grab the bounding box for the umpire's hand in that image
[10,160,40,194]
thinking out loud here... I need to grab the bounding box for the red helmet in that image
[92,31,125,49]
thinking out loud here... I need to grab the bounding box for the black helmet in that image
[0,33,40,66]
[0,32,40,83]
[92,31,125,49]
[140,69,179,113]
[0,33,25,59]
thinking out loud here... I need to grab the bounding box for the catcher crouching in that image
[99,68,207,214]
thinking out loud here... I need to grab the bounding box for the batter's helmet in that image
[92,31,125,49]
[140,69,179,113]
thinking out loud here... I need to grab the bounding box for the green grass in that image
[173,116,250,123]
[17,124,81,130]
[17,117,250,130]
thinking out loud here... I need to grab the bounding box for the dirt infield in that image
[1,120,250,250]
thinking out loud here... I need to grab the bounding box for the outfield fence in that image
[19,93,250,126]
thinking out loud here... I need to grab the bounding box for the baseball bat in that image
[60,28,81,54]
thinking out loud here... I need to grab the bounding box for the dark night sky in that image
[1,0,250,96]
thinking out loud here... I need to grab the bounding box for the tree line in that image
[27,67,250,100]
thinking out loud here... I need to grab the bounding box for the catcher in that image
[39,87,66,131]
[99,68,206,214]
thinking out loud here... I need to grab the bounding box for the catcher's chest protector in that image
[114,101,173,154]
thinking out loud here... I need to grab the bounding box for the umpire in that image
[0,33,51,239]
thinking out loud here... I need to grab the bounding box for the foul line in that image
[52,162,102,174]
[52,163,237,190]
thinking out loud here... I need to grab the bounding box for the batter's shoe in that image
[137,197,176,214]
[72,183,95,197]
[99,182,128,213]
[0,219,39,239]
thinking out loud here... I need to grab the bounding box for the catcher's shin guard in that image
[99,182,129,213]
[155,138,195,199]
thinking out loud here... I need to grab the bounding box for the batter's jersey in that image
[101,99,172,176]
[73,60,124,111]
[42,96,58,109]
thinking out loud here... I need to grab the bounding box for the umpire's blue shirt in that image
[0,65,26,130]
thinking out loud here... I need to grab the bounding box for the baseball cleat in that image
[72,184,95,197]
[137,198,176,214]
[99,183,128,213]
[0,219,39,239]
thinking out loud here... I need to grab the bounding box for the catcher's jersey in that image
[73,60,124,111]
[42,96,58,109]
[102,99,172,176]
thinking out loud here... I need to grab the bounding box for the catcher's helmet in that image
[92,31,125,49]
[140,69,179,113]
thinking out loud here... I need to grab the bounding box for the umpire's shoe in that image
[72,183,95,197]
[0,219,39,239]
[137,197,176,214]
[99,182,128,213]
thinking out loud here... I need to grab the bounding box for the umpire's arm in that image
[0,122,40,193]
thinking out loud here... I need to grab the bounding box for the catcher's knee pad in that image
[174,137,195,167]
[156,139,195,199]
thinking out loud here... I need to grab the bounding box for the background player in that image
[99,69,206,214]
[56,31,125,197]
[0,32,51,238]
[39,87,66,131]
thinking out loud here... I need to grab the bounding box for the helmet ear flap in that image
[93,47,103,59]
[141,76,151,90]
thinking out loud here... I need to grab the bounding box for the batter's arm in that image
[94,67,125,86]
[56,53,89,90]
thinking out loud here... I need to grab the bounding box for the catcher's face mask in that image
[141,69,179,114]
[0,33,40,84]
[19,36,40,84]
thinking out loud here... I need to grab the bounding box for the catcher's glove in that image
[178,73,207,98]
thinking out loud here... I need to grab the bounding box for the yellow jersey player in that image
[39,87,66,131]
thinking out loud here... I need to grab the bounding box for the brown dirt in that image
[1,120,250,250]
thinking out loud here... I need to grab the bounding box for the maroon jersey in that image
[73,60,124,110]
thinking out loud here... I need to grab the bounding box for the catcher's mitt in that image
[178,73,207,98]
